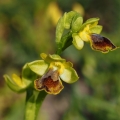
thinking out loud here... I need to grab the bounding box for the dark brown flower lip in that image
[34,77,64,95]
[34,69,64,95]
[90,33,117,53]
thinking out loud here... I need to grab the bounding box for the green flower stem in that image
[25,89,47,120]
[56,31,73,55]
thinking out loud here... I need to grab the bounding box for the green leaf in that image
[28,60,49,76]
[3,75,26,92]
[60,66,79,83]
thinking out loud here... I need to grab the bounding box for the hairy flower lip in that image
[90,33,117,53]
[34,69,64,95]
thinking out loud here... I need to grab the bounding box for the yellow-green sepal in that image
[90,25,103,34]
[40,53,66,63]
[72,33,84,50]
[60,66,79,83]
[28,60,49,76]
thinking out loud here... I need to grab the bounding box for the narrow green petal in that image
[85,18,99,26]
[72,34,84,50]
[3,75,26,92]
[28,60,49,76]
[80,18,99,30]
[60,67,79,83]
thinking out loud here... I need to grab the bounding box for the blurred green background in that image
[0,0,120,120]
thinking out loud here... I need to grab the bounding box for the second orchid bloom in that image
[72,17,117,53]
[28,53,79,95]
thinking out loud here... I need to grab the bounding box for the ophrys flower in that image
[28,53,79,95]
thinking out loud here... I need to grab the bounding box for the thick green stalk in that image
[24,89,47,120]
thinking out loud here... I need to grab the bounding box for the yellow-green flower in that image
[72,18,117,53]
[72,18,102,49]
[4,64,37,92]
[28,53,79,95]
[4,74,26,92]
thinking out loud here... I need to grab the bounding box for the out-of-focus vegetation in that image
[0,0,120,120]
